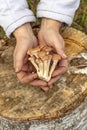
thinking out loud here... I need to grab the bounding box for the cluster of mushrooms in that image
[27,44,61,82]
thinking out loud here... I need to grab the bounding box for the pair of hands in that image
[13,18,68,91]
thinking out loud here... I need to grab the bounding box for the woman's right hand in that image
[13,23,48,89]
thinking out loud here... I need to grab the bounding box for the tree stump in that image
[0,27,87,130]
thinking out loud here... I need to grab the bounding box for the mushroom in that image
[38,51,46,58]
[49,54,61,79]
[28,56,39,72]
[27,45,61,82]
[39,44,46,50]
[36,58,44,78]
[42,55,52,81]
[27,47,40,58]
[42,46,53,54]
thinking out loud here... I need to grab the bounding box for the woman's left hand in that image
[38,18,68,90]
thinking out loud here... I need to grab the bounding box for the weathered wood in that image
[0,97,87,130]
[0,27,87,129]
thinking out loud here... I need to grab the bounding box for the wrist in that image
[41,18,62,31]
[13,23,34,42]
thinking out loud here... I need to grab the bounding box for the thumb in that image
[54,39,67,59]
[54,35,67,59]
[56,48,67,59]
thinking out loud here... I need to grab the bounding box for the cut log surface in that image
[0,27,87,130]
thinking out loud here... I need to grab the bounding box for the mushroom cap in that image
[42,55,52,61]
[27,47,40,55]
[38,51,46,58]
[52,54,61,60]
[39,44,46,50]
[42,46,53,52]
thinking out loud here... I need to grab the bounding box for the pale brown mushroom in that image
[42,46,53,54]
[27,45,61,82]
[42,55,52,81]
[27,47,40,58]
[36,58,44,78]
[28,56,39,72]
[38,51,46,58]
[49,54,61,79]
[39,44,46,50]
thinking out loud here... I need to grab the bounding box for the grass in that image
[72,0,87,33]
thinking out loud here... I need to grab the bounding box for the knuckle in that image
[17,75,25,84]
[19,78,26,84]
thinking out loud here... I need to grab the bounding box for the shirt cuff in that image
[6,15,35,37]
[37,10,73,25]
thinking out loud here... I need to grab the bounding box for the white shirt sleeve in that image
[37,0,80,25]
[0,0,36,37]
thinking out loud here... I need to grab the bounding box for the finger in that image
[59,58,68,67]
[17,71,37,84]
[41,85,53,91]
[52,59,68,77]
[55,47,67,59]
[54,35,67,59]
[20,63,29,72]
[49,85,53,89]
[30,80,47,87]
[52,66,67,78]
[23,55,29,64]
[40,86,50,91]
[48,76,61,86]
[28,64,35,73]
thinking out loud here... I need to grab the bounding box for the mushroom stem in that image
[28,56,39,72]
[42,55,52,81]
[36,58,44,78]
[49,54,61,80]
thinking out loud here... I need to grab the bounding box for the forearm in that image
[37,0,80,25]
[0,0,35,37]
[13,23,34,41]
[41,18,62,31]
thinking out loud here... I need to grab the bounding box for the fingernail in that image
[50,85,53,88]
[62,54,67,58]
[15,68,20,73]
